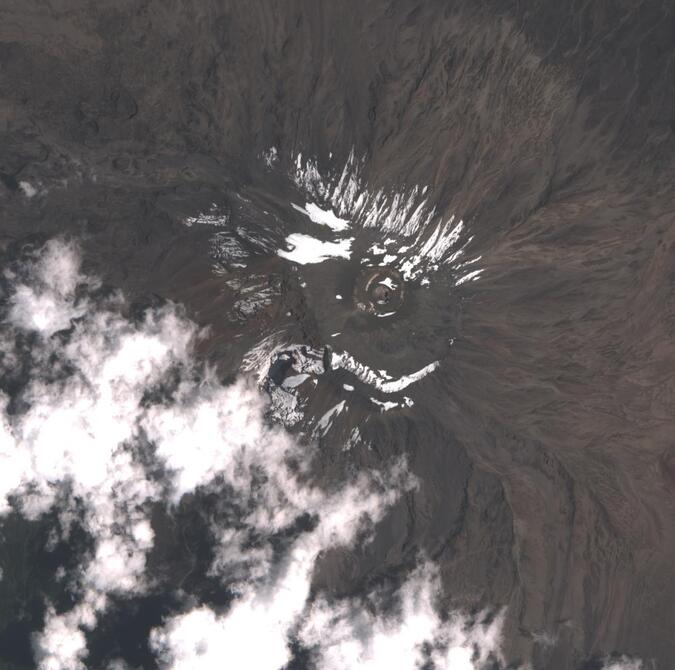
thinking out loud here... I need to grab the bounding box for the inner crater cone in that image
[353,267,405,315]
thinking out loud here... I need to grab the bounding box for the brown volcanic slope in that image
[2,1,675,668]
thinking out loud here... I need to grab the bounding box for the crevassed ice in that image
[289,150,483,284]
[331,350,439,393]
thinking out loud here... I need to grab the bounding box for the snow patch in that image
[316,400,346,436]
[331,351,440,393]
[278,234,353,264]
[19,181,38,197]
[293,202,350,232]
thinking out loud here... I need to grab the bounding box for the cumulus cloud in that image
[151,555,505,670]
[6,238,94,336]
[0,240,194,668]
[150,463,413,670]
[299,562,504,670]
[0,239,423,669]
[1,238,645,670]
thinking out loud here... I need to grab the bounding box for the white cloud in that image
[150,464,414,670]
[1,240,197,668]
[142,376,298,506]
[300,562,504,670]
[0,239,417,670]
[34,590,107,670]
[34,605,89,670]
[153,554,505,670]
[6,238,93,336]
[2,237,645,670]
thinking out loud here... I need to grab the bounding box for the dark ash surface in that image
[1,1,675,668]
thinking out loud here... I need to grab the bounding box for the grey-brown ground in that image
[1,1,675,668]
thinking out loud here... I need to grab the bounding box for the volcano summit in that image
[1,2,674,669]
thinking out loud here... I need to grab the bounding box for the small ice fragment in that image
[282,374,310,389]
[370,398,399,411]
[316,400,346,434]
[19,181,37,198]
[378,277,398,290]
[262,146,278,167]
[456,269,483,285]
